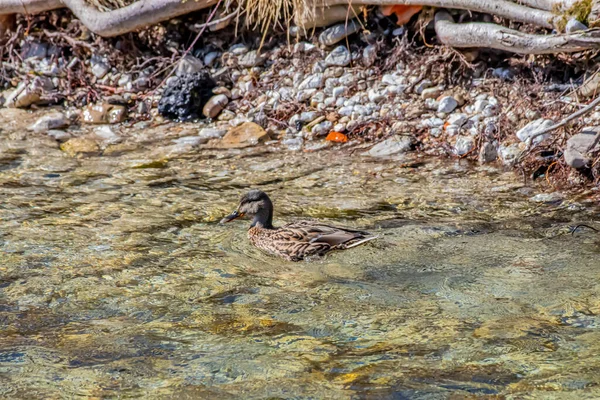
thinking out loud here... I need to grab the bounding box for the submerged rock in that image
[219,122,269,148]
[82,103,127,124]
[60,137,101,157]
[4,77,54,108]
[158,72,216,121]
[363,135,412,157]
[28,112,69,133]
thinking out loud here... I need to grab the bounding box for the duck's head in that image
[220,189,274,228]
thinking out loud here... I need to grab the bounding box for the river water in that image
[1,109,600,398]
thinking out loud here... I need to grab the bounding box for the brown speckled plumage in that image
[221,190,376,261]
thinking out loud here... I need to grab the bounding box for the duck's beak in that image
[220,210,245,224]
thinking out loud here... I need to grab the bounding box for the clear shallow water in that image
[1,110,600,399]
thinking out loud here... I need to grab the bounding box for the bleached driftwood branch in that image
[434,10,600,54]
[0,0,218,37]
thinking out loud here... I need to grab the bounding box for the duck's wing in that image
[279,220,372,247]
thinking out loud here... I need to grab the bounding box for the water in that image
[1,110,600,399]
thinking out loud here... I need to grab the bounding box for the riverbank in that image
[1,11,600,193]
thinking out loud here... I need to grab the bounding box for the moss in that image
[553,0,593,31]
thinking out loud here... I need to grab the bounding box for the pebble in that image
[202,94,229,118]
[363,45,377,67]
[319,20,361,45]
[414,79,433,95]
[325,46,351,67]
[118,74,132,87]
[310,120,333,137]
[437,96,458,113]
[176,55,204,76]
[239,50,266,67]
[298,74,324,90]
[421,87,442,100]
[566,18,588,33]
[229,44,249,55]
[454,136,474,156]
[90,55,110,79]
[203,51,221,67]
[293,42,316,52]
[447,113,468,127]
[367,89,384,103]
[479,141,498,163]
[332,86,348,98]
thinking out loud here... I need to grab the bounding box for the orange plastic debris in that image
[380,5,423,25]
[326,132,348,143]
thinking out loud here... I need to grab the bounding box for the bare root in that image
[435,11,600,54]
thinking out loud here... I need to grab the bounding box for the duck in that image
[220,189,377,261]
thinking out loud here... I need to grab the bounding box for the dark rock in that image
[158,72,216,121]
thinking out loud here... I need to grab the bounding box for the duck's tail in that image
[345,235,379,249]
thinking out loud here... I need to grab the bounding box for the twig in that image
[571,224,600,234]
[529,95,600,142]
[43,29,94,50]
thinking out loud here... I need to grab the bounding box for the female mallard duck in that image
[220,190,377,261]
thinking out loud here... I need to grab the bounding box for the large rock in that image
[564,127,600,168]
[219,122,269,148]
[158,72,216,121]
[363,136,413,157]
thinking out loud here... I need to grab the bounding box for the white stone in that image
[437,96,458,113]
[516,118,554,145]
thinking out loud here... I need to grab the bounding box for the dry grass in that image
[85,0,137,11]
